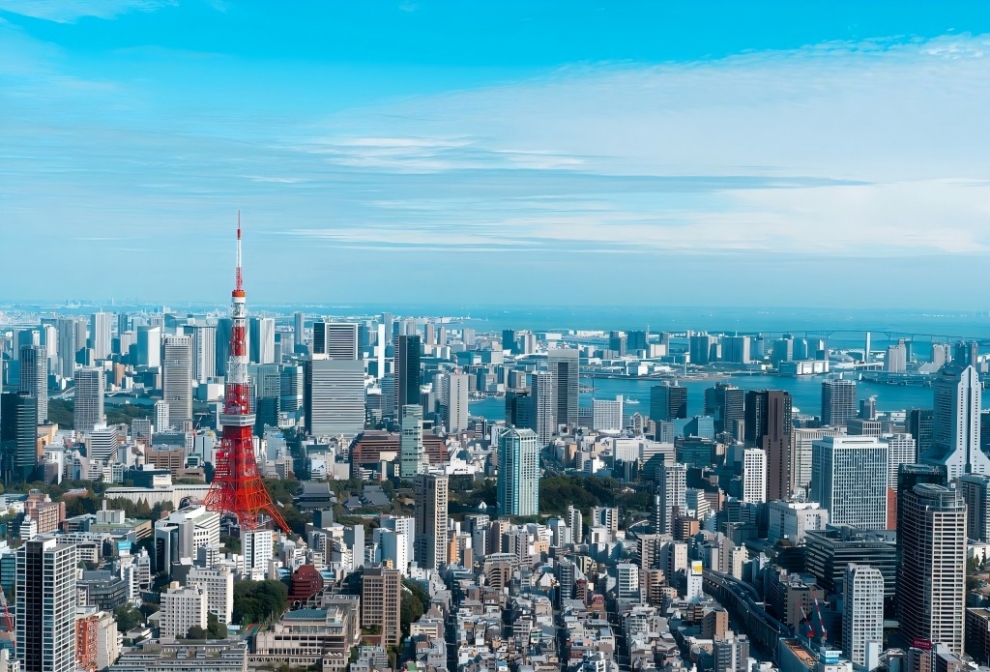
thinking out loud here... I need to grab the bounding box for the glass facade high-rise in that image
[395,335,422,414]
[73,367,105,433]
[746,390,793,501]
[162,335,193,429]
[19,344,48,424]
[1,392,38,483]
[16,536,78,672]
[548,349,579,430]
[650,383,687,422]
[497,428,540,517]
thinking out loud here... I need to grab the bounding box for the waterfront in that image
[469,373,941,422]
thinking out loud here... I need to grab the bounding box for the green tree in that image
[232,580,288,625]
[113,605,143,632]
[186,625,207,640]
[400,579,428,639]
[206,612,228,639]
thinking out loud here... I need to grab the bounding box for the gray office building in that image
[548,349,579,429]
[821,379,857,427]
[304,358,365,437]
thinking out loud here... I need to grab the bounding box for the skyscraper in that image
[821,379,857,427]
[293,312,305,350]
[547,349,580,429]
[249,317,275,365]
[90,312,112,361]
[303,358,365,437]
[56,317,78,380]
[811,436,887,530]
[73,368,104,433]
[923,365,989,480]
[312,322,359,360]
[842,564,884,670]
[528,371,555,446]
[399,405,426,480]
[881,433,916,491]
[704,382,744,435]
[395,335,421,414]
[746,390,793,501]
[742,448,767,504]
[722,335,751,364]
[190,325,217,384]
[214,318,232,378]
[446,372,470,433]
[16,536,77,672]
[19,344,48,423]
[898,483,967,656]
[502,329,517,354]
[650,383,688,422]
[135,325,161,369]
[497,428,540,517]
[162,335,193,429]
[907,408,934,457]
[1,392,38,483]
[656,462,687,535]
[959,474,990,543]
[414,473,448,570]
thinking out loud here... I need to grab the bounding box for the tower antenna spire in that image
[236,210,243,292]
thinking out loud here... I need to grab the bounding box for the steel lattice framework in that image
[204,218,290,533]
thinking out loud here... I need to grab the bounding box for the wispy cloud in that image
[0,0,174,23]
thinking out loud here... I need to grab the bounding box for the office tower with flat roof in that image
[843,564,884,670]
[923,365,989,480]
[19,344,48,423]
[135,325,161,370]
[528,371,555,446]
[608,331,627,357]
[705,382,745,434]
[361,566,401,647]
[90,312,112,361]
[592,396,624,433]
[73,368,104,433]
[651,383,687,422]
[249,317,275,365]
[399,405,426,480]
[395,335,421,414]
[303,358,365,438]
[190,325,216,384]
[1,392,38,483]
[548,348,580,430]
[954,340,979,370]
[312,322,359,360]
[898,483,967,656]
[294,312,304,349]
[746,390,793,501]
[502,329,517,354]
[722,335,751,364]
[805,528,898,603]
[959,474,990,542]
[17,536,77,672]
[881,433,916,490]
[414,473,448,570]
[56,318,78,380]
[822,379,857,427]
[742,448,767,504]
[250,363,281,435]
[446,372,470,433]
[162,335,193,429]
[689,334,715,365]
[280,365,304,414]
[812,436,888,530]
[886,341,908,374]
[497,428,540,518]
[656,462,687,535]
[792,427,844,496]
[214,318,231,378]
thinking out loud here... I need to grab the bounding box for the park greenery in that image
[232,579,288,625]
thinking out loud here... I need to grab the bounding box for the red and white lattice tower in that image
[204,217,290,533]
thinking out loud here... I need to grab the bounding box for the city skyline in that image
[4,3,990,306]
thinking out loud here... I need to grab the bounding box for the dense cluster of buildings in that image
[1,307,990,672]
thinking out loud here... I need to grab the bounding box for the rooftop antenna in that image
[236,211,243,292]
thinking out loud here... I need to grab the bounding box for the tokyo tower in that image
[204,218,290,533]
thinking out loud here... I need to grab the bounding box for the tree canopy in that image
[232,580,288,625]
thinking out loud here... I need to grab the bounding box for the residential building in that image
[17,536,77,672]
[842,564,884,670]
[160,583,207,642]
[414,474,448,570]
[497,428,540,518]
[361,567,401,648]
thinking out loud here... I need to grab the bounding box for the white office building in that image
[742,447,767,504]
[160,583,207,642]
[842,564,884,670]
[812,436,888,530]
[187,566,234,625]
[592,396,624,434]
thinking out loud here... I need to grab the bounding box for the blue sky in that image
[3,2,990,308]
